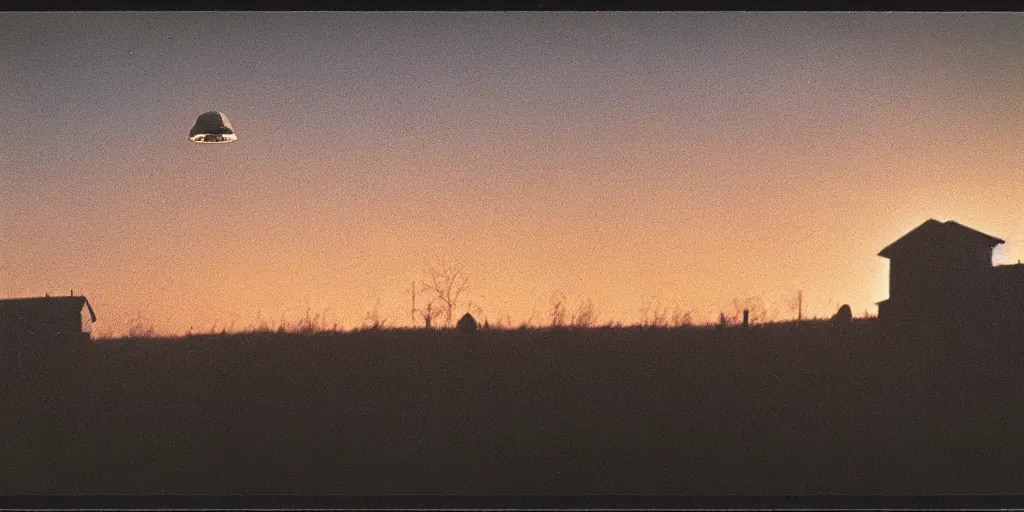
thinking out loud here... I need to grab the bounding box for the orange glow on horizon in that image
[3,13,1023,337]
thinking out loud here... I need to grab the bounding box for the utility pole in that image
[798,290,803,323]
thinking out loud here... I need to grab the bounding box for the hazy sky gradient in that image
[2,12,1023,335]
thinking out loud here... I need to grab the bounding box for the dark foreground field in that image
[1,320,1023,495]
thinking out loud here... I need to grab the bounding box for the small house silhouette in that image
[0,294,97,344]
[877,219,1024,332]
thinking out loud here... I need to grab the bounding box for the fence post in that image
[743,309,749,328]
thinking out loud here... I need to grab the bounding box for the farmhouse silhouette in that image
[877,219,1024,333]
[0,293,96,344]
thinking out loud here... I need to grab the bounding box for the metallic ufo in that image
[189,111,237,143]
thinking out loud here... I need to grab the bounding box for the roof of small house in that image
[0,296,96,323]
[878,219,1004,259]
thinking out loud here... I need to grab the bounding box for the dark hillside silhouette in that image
[1,320,1023,495]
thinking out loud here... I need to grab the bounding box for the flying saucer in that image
[189,111,237,143]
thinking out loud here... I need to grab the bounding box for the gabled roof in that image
[0,296,96,322]
[878,219,1004,259]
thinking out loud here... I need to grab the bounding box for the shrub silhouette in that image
[832,304,853,325]
[124,315,157,339]
[456,313,478,334]
[420,260,470,328]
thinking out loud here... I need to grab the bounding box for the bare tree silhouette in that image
[419,260,470,328]
[789,291,803,322]
[418,299,439,329]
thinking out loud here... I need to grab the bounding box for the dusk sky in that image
[2,12,1023,336]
